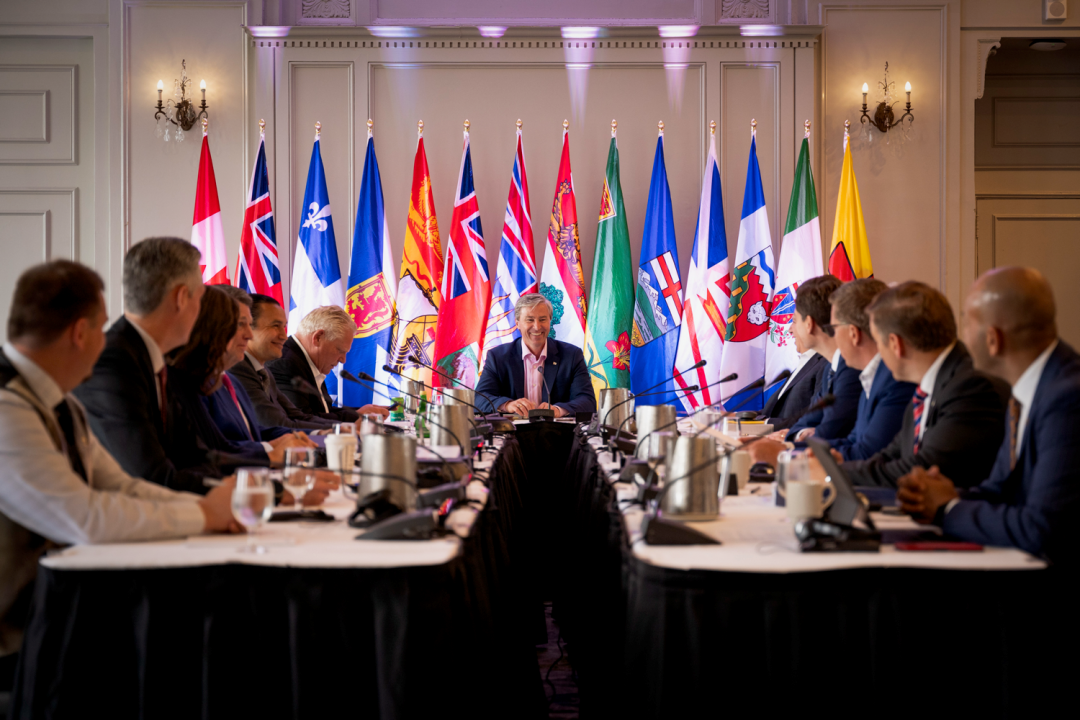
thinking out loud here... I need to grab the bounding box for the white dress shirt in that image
[777,349,817,399]
[246,351,265,373]
[295,339,329,412]
[830,348,841,372]
[523,340,548,405]
[1010,340,1058,459]
[916,342,956,438]
[859,354,883,399]
[0,343,205,545]
[128,316,166,409]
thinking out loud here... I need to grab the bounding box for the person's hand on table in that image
[830,448,844,464]
[358,404,389,419]
[897,465,959,523]
[747,437,787,466]
[538,402,566,418]
[300,472,339,506]
[269,431,316,450]
[765,429,788,442]
[795,427,816,441]
[501,398,537,416]
[198,475,242,533]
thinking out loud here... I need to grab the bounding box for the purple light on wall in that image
[478,26,507,38]
[367,26,420,38]
[561,27,602,39]
[658,25,699,38]
[740,25,784,37]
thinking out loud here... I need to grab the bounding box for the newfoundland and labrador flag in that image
[673,128,729,413]
[482,124,537,370]
[828,131,873,281]
[766,133,824,387]
[234,130,282,305]
[192,129,228,285]
[630,132,683,407]
[539,125,587,349]
[289,131,346,399]
[718,130,776,412]
[343,130,398,407]
[432,125,491,389]
[583,127,634,398]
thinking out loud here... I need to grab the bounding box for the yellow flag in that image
[827,136,873,281]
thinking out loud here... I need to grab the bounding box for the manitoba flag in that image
[192,128,228,285]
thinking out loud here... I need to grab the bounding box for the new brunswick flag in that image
[828,131,873,281]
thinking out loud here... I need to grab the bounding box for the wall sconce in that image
[859,62,913,143]
[153,59,208,143]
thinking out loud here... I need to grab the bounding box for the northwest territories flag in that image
[482,123,537,370]
[234,127,282,305]
[766,131,823,386]
[630,129,683,407]
[191,128,228,285]
[673,127,730,412]
[432,124,491,389]
[289,128,346,398]
[539,124,587,349]
[343,128,398,407]
[718,126,777,412]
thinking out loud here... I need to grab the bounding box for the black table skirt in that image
[557,429,1078,719]
[12,438,546,720]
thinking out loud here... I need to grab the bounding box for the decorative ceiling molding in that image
[299,0,353,26]
[976,38,1002,100]
[719,0,773,23]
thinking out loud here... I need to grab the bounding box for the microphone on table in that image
[405,354,503,414]
[356,371,472,461]
[609,384,700,463]
[379,365,487,422]
[526,365,558,420]
[603,359,708,443]
[632,372,741,461]
[755,368,793,418]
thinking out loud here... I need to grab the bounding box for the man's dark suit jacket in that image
[205,377,293,445]
[786,354,861,441]
[228,355,333,431]
[760,353,827,430]
[73,317,218,493]
[474,337,596,415]
[168,365,270,467]
[267,337,360,423]
[830,359,916,461]
[943,341,1080,565]
[844,343,1010,488]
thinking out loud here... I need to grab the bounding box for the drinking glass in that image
[231,467,273,553]
[284,446,316,510]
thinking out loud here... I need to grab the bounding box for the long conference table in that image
[12,419,1074,719]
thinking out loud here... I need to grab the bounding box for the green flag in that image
[584,135,634,397]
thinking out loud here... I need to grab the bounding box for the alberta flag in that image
[343,129,398,407]
[482,124,537,370]
[234,129,282,305]
[289,130,345,398]
[539,125,587,348]
[718,128,777,412]
[630,131,683,407]
[432,125,491,389]
[766,133,823,386]
[673,128,729,412]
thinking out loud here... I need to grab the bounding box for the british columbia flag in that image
[482,125,537,369]
[234,132,282,305]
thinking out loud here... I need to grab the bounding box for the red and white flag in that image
[192,127,229,285]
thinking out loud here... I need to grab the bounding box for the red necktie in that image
[221,374,254,440]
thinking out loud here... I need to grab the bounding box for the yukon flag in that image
[191,123,228,285]
[718,121,777,412]
[387,122,443,391]
[289,124,346,399]
[432,121,491,389]
[828,123,873,281]
[673,123,730,413]
[766,124,824,386]
[234,122,282,305]
[539,122,587,348]
[343,123,397,407]
[482,121,537,369]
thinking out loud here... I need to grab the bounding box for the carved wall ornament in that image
[302,0,351,20]
[721,0,770,20]
[976,38,1002,100]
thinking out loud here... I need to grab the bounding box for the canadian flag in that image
[192,130,229,285]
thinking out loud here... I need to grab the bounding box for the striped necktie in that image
[1007,397,1022,471]
[911,388,929,454]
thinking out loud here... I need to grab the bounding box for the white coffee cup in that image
[783,479,836,521]
[729,449,752,489]
[325,433,358,474]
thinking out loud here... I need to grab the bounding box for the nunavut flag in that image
[432,123,491,389]
[192,128,229,285]
[828,131,873,281]
[718,127,777,412]
[343,128,398,407]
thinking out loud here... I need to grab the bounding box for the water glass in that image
[231,467,273,553]
[284,446,316,510]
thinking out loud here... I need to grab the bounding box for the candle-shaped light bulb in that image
[862,82,869,97]
[200,79,206,90]
[905,81,911,92]
[157,80,164,91]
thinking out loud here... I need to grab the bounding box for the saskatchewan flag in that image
[583,132,634,397]
[766,134,824,383]
[828,134,873,281]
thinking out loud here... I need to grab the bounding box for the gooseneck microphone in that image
[379,365,488,420]
[601,359,710,438]
[355,371,470,457]
[632,371,741,456]
[405,354,504,413]
[610,384,700,459]
[759,368,793,413]
[537,365,553,406]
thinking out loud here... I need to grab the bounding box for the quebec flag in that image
[289,130,346,399]
[343,130,398,407]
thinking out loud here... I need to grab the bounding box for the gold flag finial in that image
[418,119,424,136]
[258,118,265,135]
[658,120,665,135]
[201,117,208,136]
[516,118,523,129]
[709,120,716,135]
[611,119,617,136]
[367,118,373,130]
[804,119,811,138]
[314,121,321,138]
[563,119,569,131]
[464,119,470,131]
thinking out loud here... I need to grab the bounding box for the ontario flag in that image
[828,129,873,281]
[718,126,777,412]
[432,123,491,389]
[192,127,228,285]
[539,123,587,349]
[766,130,824,386]
[234,128,282,304]
[343,127,398,407]
[673,126,729,413]
[482,122,537,370]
